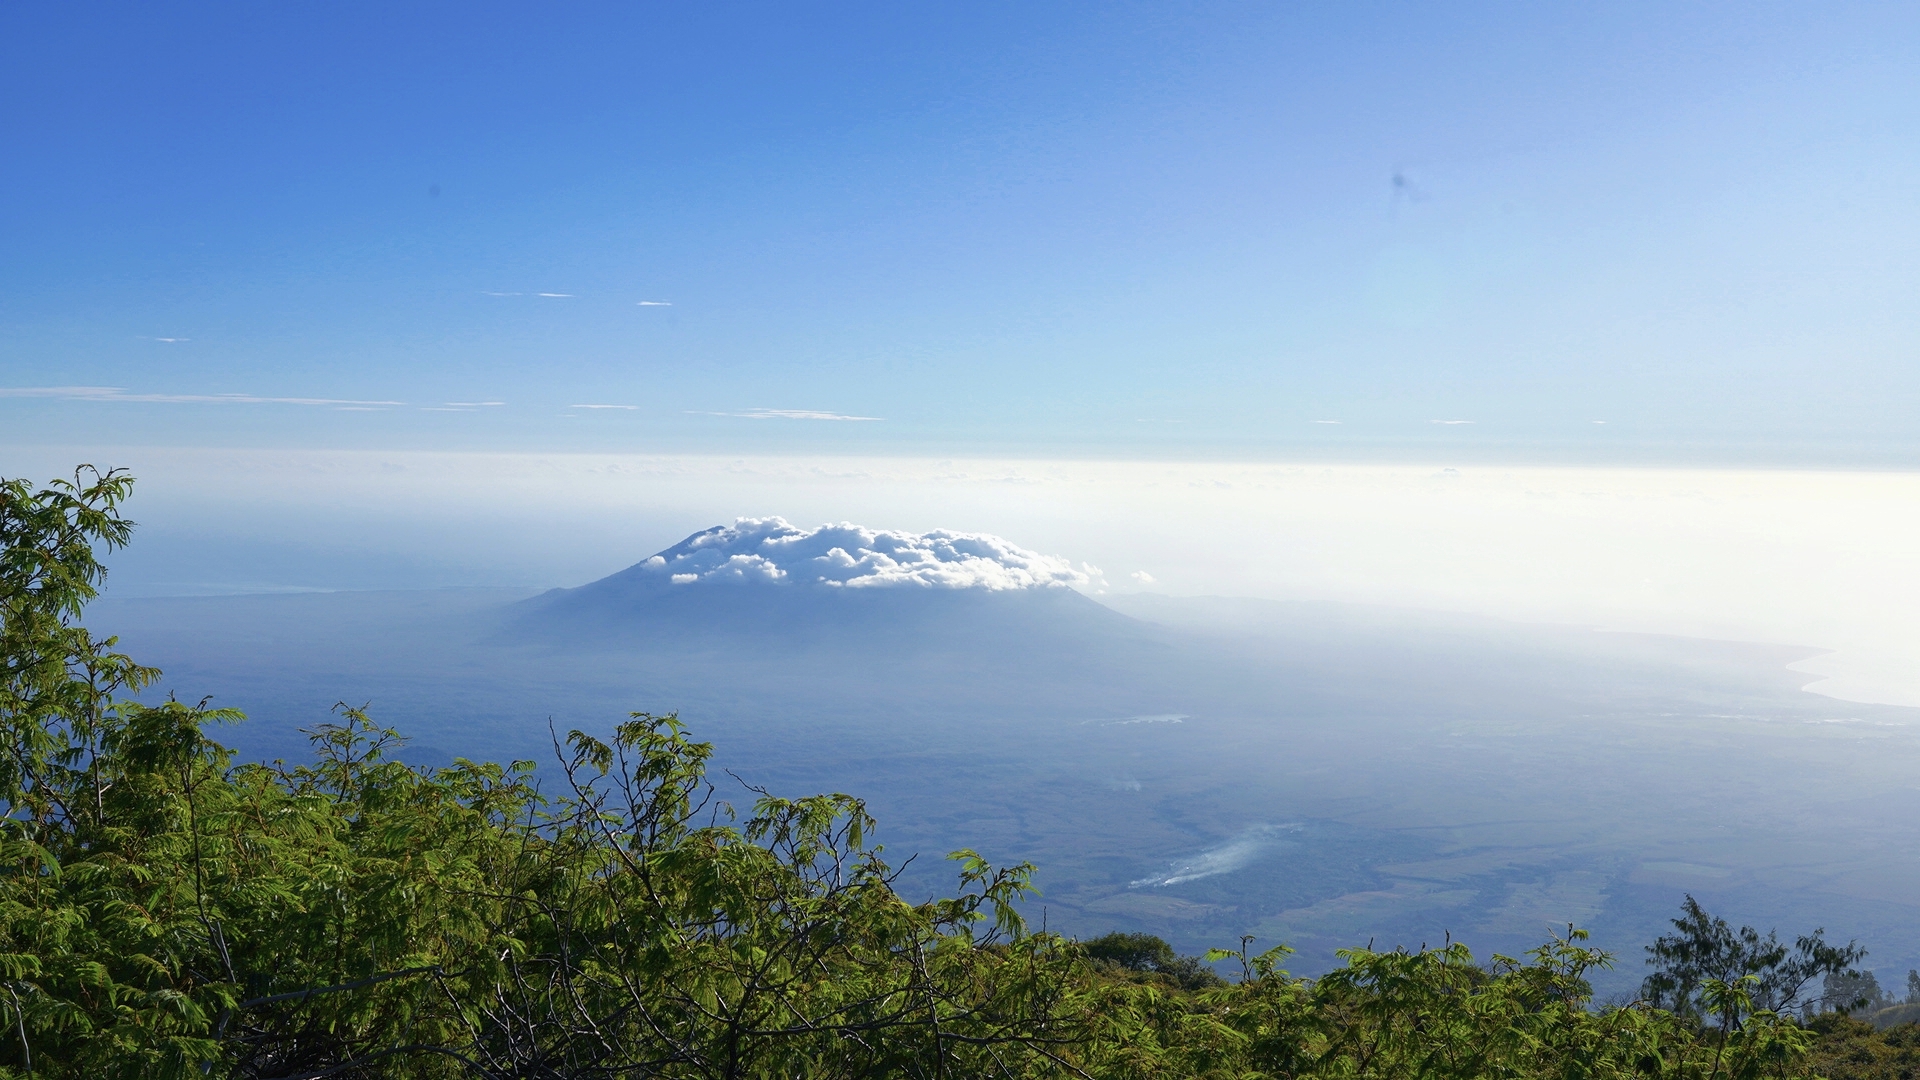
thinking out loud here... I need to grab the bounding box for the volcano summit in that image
[596,517,1093,591]
[511,518,1138,653]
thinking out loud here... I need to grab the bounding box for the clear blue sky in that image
[5,2,1918,462]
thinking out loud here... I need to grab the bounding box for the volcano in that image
[508,518,1154,659]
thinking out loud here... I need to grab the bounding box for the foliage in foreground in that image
[1801,1014,1920,1080]
[1643,895,1866,1027]
[0,467,1872,1077]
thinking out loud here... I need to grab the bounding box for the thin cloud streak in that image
[636,300,673,306]
[571,404,639,410]
[689,408,882,421]
[0,386,404,407]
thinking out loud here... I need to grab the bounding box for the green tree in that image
[1082,933,1223,991]
[1822,970,1893,1016]
[1643,894,1865,1028]
[0,467,245,1074]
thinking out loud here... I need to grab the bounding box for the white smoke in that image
[635,517,1089,591]
[1129,824,1303,888]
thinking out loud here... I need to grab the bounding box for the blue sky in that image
[5,2,1919,462]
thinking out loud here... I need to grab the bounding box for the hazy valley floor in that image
[93,587,1920,998]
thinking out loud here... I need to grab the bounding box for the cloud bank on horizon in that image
[627,517,1094,591]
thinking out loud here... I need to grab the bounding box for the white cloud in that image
[689,408,882,421]
[1131,570,1155,583]
[571,404,639,410]
[152,337,190,343]
[636,300,673,306]
[0,386,404,407]
[1082,713,1186,727]
[481,291,523,297]
[537,292,573,298]
[632,517,1087,591]
[1430,419,1475,425]
[1313,419,1341,424]
[446,401,505,407]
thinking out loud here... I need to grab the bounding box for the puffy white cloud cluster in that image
[635,517,1091,591]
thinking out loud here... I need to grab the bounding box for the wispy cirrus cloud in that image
[636,300,672,306]
[152,337,190,343]
[537,292,573,298]
[0,386,403,407]
[689,408,882,421]
[445,401,505,407]
[1430,419,1475,425]
[571,404,638,410]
